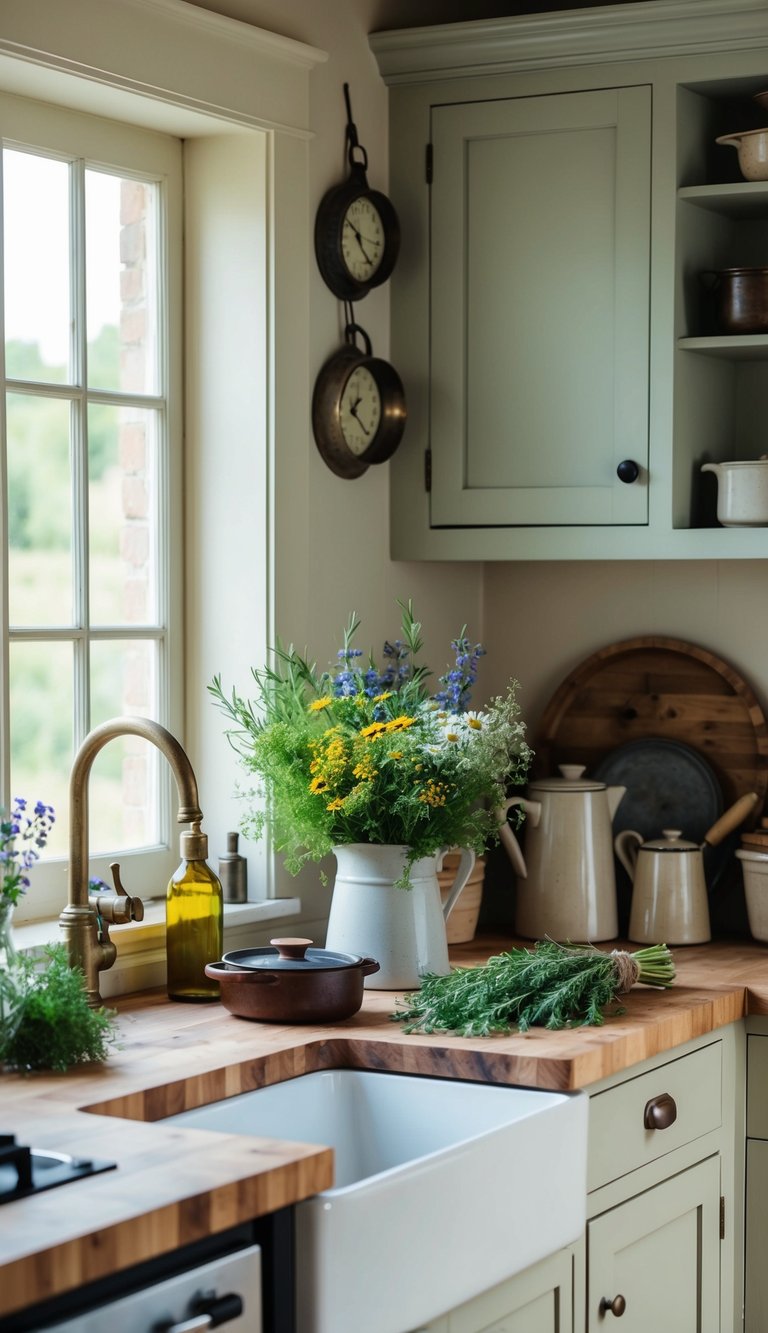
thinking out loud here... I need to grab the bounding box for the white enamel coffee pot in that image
[499,764,625,942]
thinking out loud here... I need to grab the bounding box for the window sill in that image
[12,898,303,999]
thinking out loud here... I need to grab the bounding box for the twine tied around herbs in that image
[611,949,641,993]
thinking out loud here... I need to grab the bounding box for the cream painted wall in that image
[181,0,483,664]
[481,561,768,747]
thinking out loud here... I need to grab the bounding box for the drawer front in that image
[588,1041,722,1191]
[747,1034,768,1139]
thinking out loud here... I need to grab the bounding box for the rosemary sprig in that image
[392,940,675,1037]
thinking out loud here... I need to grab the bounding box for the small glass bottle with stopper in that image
[166,819,223,1002]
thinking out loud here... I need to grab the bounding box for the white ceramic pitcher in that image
[325,843,476,990]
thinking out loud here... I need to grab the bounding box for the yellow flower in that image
[326,797,345,811]
[372,691,393,704]
[446,732,459,742]
[361,721,387,740]
[309,776,329,794]
[388,750,403,760]
[353,754,378,781]
[418,779,452,808]
[385,715,416,733]
[309,695,333,712]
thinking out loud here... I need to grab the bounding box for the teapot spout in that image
[607,785,626,821]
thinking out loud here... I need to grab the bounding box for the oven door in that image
[34,1244,261,1332]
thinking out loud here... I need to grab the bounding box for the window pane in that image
[9,640,72,863]
[7,392,72,626]
[3,150,71,384]
[90,639,159,851]
[89,404,158,624]
[86,171,158,395]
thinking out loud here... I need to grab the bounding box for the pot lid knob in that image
[558,764,586,780]
[270,937,313,961]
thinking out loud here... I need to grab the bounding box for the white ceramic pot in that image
[616,828,711,945]
[701,459,768,527]
[716,128,768,181]
[737,849,768,943]
[325,843,476,990]
[500,765,625,943]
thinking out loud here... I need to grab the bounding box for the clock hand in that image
[343,219,374,267]
[350,402,371,435]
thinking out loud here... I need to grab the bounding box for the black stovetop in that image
[0,1133,116,1204]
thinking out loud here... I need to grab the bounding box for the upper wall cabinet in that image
[430,86,650,530]
[371,0,768,561]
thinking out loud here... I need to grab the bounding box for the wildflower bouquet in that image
[209,603,530,884]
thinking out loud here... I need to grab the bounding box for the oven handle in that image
[153,1290,244,1332]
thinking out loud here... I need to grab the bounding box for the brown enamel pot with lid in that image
[205,937,380,1023]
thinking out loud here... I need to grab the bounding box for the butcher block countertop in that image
[3,935,768,1318]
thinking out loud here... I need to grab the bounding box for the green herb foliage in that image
[393,941,676,1037]
[1,945,118,1072]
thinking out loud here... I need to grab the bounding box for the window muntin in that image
[0,97,182,921]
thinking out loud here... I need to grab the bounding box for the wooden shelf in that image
[678,182,768,217]
[678,334,768,359]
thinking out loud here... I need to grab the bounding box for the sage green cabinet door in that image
[418,1246,575,1333]
[745,1140,768,1331]
[587,1156,720,1332]
[430,86,650,528]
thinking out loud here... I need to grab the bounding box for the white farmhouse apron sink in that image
[165,1068,588,1333]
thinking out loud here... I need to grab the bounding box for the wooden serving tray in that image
[534,635,768,822]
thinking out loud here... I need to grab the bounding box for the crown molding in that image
[370,0,768,83]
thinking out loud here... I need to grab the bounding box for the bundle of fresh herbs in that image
[0,945,118,1072]
[393,940,676,1036]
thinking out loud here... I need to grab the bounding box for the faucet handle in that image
[99,862,145,924]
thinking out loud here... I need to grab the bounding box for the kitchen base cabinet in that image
[413,1244,576,1333]
[587,1156,721,1331]
[743,1022,768,1331]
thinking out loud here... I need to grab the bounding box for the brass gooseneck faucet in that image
[59,716,204,1008]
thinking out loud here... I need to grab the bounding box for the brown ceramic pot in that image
[707,268,768,334]
[206,937,380,1023]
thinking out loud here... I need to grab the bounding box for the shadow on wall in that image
[369,0,659,31]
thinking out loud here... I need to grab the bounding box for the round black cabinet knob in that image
[617,459,640,484]
[599,1294,627,1317]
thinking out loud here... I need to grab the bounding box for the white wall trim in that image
[370,0,768,82]
[0,0,326,137]
[116,0,325,69]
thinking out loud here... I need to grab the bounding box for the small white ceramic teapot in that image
[499,764,625,942]
[616,792,759,945]
[616,828,711,946]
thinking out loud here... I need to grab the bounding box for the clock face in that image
[341,196,385,283]
[339,364,381,455]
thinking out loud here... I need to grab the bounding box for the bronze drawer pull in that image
[643,1091,678,1130]
[599,1293,627,1317]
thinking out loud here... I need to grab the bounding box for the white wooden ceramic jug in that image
[325,844,476,990]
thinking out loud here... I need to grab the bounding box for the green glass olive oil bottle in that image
[166,820,223,1001]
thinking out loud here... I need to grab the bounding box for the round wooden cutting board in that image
[534,636,768,823]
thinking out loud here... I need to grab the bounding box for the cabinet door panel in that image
[445,1247,574,1333]
[430,86,650,528]
[587,1156,720,1332]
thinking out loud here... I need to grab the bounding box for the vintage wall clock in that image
[312,323,407,479]
[314,84,400,302]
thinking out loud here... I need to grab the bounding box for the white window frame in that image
[0,0,325,930]
[0,95,183,923]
